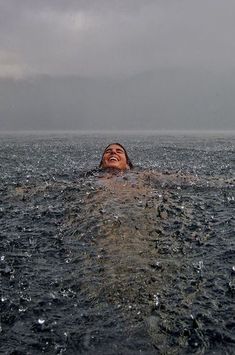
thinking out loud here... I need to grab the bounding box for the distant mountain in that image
[0,68,235,131]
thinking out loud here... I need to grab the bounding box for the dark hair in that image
[99,143,133,169]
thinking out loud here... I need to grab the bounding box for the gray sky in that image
[0,0,235,131]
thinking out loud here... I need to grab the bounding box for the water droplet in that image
[198,260,203,270]
[49,292,57,299]
[153,294,160,307]
[38,318,45,325]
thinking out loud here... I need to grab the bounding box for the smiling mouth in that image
[108,157,119,163]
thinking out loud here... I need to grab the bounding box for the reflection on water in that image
[0,134,234,354]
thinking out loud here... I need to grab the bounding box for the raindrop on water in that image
[153,293,160,307]
[38,318,45,325]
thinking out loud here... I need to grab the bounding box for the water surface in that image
[0,133,234,354]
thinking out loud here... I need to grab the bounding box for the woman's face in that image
[101,144,130,170]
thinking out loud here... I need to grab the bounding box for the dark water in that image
[0,133,234,354]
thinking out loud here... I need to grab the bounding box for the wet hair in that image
[99,143,133,169]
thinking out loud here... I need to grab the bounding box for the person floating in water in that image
[98,142,202,188]
[99,143,133,170]
[97,142,228,191]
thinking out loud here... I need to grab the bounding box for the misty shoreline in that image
[1,129,235,137]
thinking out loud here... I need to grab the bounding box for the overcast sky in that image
[0,0,235,131]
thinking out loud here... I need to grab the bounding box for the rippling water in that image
[0,133,234,354]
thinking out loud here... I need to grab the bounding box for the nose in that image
[110,149,116,154]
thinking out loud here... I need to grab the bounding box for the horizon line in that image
[1,129,235,136]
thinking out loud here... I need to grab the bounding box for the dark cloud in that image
[0,0,235,130]
[1,0,235,78]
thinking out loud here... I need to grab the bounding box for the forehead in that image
[105,144,125,152]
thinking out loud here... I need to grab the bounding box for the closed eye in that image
[104,148,124,154]
[116,149,124,153]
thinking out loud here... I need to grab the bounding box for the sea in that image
[0,131,234,354]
